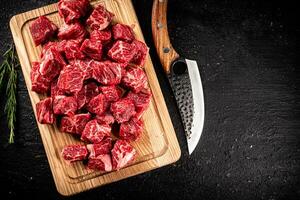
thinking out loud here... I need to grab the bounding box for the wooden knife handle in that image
[152,0,179,74]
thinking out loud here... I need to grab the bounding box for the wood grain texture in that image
[152,0,179,74]
[9,0,181,196]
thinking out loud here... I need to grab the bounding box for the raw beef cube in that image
[57,64,85,94]
[110,99,136,123]
[58,22,87,41]
[29,16,58,46]
[112,23,134,42]
[125,88,152,119]
[87,154,112,172]
[60,113,91,134]
[99,85,122,102]
[30,62,51,93]
[90,29,112,44]
[70,59,94,80]
[119,117,143,141]
[75,82,99,109]
[50,79,64,96]
[92,61,123,85]
[122,66,147,93]
[40,46,66,81]
[81,119,111,143]
[131,39,149,66]
[58,0,90,24]
[87,137,112,157]
[95,112,115,125]
[64,40,86,60]
[86,4,113,31]
[80,39,102,60]
[86,93,107,115]
[41,40,66,58]
[107,40,136,64]
[111,140,136,170]
[61,145,88,163]
[36,97,54,124]
[53,95,77,116]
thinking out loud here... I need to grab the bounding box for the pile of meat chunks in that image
[29,0,152,171]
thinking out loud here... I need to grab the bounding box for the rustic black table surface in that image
[0,0,299,199]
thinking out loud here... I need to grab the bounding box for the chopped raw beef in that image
[95,112,115,125]
[58,22,87,41]
[69,59,94,79]
[112,23,134,42]
[90,29,112,44]
[64,40,86,60]
[57,64,85,94]
[87,137,112,157]
[30,62,51,93]
[122,66,147,93]
[61,145,88,163]
[87,154,112,172]
[99,85,122,102]
[75,82,99,109]
[53,95,77,116]
[92,61,123,85]
[107,40,136,64]
[36,97,54,124]
[58,0,90,24]
[60,113,91,134]
[125,88,152,119]
[40,46,66,81]
[41,40,66,58]
[80,39,102,60]
[119,117,143,141]
[110,99,136,123]
[111,140,136,170]
[29,16,58,46]
[131,39,148,66]
[50,79,64,96]
[86,93,107,115]
[86,4,113,31]
[81,119,111,143]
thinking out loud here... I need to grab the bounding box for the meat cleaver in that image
[152,0,205,155]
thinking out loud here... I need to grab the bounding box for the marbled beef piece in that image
[111,140,136,170]
[69,59,94,80]
[112,23,134,42]
[53,95,77,116]
[86,4,113,31]
[107,40,136,64]
[80,39,103,60]
[99,85,122,102]
[87,137,112,157]
[131,39,149,66]
[92,60,123,85]
[75,82,99,109]
[86,93,107,115]
[81,119,111,143]
[36,97,54,124]
[122,66,148,93]
[61,145,88,163]
[60,113,91,135]
[87,154,112,172]
[90,29,112,44]
[58,0,90,24]
[119,117,143,141]
[64,40,86,60]
[110,99,136,123]
[58,22,87,41]
[95,112,115,125]
[30,62,51,93]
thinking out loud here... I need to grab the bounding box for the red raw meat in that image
[92,61,123,85]
[64,40,86,60]
[57,64,85,94]
[53,95,77,116]
[40,46,66,81]
[69,59,94,80]
[41,40,66,58]
[122,66,147,93]
[95,112,115,125]
[87,137,112,157]
[50,79,64,96]
[58,22,87,41]
[110,99,136,123]
[87,154,112,172]
[99,85,122,102]
[58,0,90,24]
[60,113,91,135]
[112,23,134,42]
[125,88,152,119]
[107,40,136,64]
[81,119,111,143]
[30,62,51,93]
[131,39,149,66]
[119,117,143,141]
[86,4,113,31]
[80,39,102,60]
[111,140,136,170]
[29,16,58,46]
[75,82,99,109]
[36,97,54,124]
[90,29,112,44]
[86,93,107,115]
[61,145,88,163]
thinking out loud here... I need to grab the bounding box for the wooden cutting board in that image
[9,0,180,196]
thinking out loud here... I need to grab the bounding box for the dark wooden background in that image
[0,0,299,199]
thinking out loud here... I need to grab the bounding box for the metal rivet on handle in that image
[163,47,170,53]
[157,22,163,29]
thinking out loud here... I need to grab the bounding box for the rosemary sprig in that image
[0,44,19,144]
